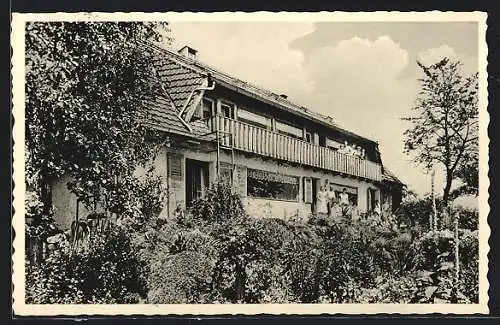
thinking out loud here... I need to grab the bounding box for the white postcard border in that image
[11,11,490,316]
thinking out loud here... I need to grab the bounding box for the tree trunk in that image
[443,171,453,206]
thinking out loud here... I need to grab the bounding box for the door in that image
[186,159,209,207]
[367,188,377,212]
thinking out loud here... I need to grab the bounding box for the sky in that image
[165,21,479,198]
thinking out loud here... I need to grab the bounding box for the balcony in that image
[211,115,382,182]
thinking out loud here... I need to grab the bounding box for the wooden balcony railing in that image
[211,115,382,182]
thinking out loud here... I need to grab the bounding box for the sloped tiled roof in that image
[382,167,405,186]
[142,94,191,136]
[152,56,205,113]
[190,119,214,139]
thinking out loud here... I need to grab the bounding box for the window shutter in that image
[367,188,372,211]
[167,153,184,213]
[304,177,312,203]
[168,154,183,181]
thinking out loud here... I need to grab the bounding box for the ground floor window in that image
[329,183,358,206]
[247,168,299,201]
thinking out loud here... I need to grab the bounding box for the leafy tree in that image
[25,22,170,255]
[451,157,479,199]
[403,58,478,205]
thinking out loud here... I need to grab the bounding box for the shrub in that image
[316,223,378,302]
[458,208,478,231]
[356,274,420,303]
[147,249,215,304]
[143,183,479,304]
[186,182,246,227]
[459,229,479,303]
[146,224,220,304]
[26,226,148,304]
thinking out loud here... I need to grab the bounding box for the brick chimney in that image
[178,45,198,60]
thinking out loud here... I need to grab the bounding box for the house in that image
[51,43,405,229]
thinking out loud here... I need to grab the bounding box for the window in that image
[247,168,299,201]
[220,102,234,119]
[325,137,342,150]
[275,120,303,139]
[201,98,214,119]
[237,108,271,129]
[329,183,358,206]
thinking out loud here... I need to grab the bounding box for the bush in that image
[459,229,479,302]
[119,181,479,304]
[458,208,478,231]
[356,275,420,303]
[186,182,246,227]
[146,183,248,304]
[26,226,148,304]
[146,224,219,304]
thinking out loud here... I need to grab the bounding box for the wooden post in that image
[452,210,460,303]
[431,169,437,232]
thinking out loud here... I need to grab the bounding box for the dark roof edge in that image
[144,122,213,141]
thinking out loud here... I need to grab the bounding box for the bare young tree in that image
[403,58,478,206]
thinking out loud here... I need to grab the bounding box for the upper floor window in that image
[325,137,342,150]
[237,108,272,129]
[275,120,303,139]
[201,98,214,120]
[220,102,234,119]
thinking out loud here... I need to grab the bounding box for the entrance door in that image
[367,188,377,212]
[186,159,209,207]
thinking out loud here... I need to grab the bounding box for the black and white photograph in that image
[11,12,489,315]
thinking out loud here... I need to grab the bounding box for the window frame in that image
[329,183,358,206]
[237,107,272,129]
[201,98,215,120]
[275,119,304,140]
[220,101,234,119]
[246,168,300,202]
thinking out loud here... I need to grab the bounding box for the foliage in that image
[395,194,477,232]
[459,229,479,302]
[26,226,148,304]
[27,181,478,305]
[184,182,247,228]
[458,207,479,231]
[403,58,478,204]
[356,274,420,303]
[451,158,479,199]
[25,21,169,221]
[25,170,167,304]
[25,191,58,239]
[405,228,478,303]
